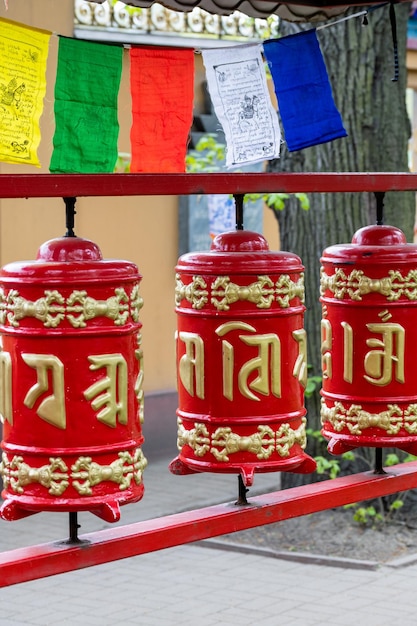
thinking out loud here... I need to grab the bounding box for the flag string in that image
[316,2,388,31]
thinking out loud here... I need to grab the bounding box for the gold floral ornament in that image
[0,448,147,497]
[0,453,69,496]
[275,274,305,307]
[0,286,143,328]
[177,419,308,461]
[320,268,417,302]
[175,274,208,309]
[177,418,210,457]
[130,283,144,322]
[4,289,66,328]
[320,399,417,435]
[211,425,276,461]
[211,276,275,311]
[276,420,307,456]
[175,273,305,311]
[66,288,130,327]
[71,449,147,496]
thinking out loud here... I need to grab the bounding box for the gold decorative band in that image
[320,267,417,302]
[0,284,143,328]
[321,399,417,435]
[0,448,147,496]
[175,273,305,311]
[177,418,307,462]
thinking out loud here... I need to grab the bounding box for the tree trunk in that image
[270,4,415,483]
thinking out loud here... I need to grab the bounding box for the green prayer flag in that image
[50,38,123,173]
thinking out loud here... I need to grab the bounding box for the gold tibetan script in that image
[364,321,405,386]
[22,353,66,429]
[178,331,205,399]
[216,321,281,401]
[84,354,128,427]
[320,312,405,387]
[178,322,307,401]
[0,340,12,425]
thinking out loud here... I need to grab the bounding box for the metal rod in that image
[234,194,244,230]
[236,474,249,505]
[68,511,80,543]
[374,191,385,225]
[389,1,399,82]
[4,173,417,198]
[374,448,385,474]
[63,196,77,237]
[2,460,417,587]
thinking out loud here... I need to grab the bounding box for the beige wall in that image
[0,0,279,395]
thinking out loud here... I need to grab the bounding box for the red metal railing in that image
[1,460,417,588]
[2,172,417,198]
[1,171,417,587]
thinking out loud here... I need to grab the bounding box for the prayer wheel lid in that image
[37,237,103,262]
[351,225,406,246]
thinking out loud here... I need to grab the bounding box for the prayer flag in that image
[0,18,51,167]
[202,44,280,168]
[50,37,123,173]
[263,30,347,152]
[129,47,194,173]
[208,194,235,239]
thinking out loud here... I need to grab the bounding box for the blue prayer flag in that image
[263,30,347,152]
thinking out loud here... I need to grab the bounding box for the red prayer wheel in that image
[0,236,146,522]
[169,230,316,486]
[320,224,417,456]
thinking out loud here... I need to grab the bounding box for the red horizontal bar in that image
[2,172,417,198]
[1,461,417,587]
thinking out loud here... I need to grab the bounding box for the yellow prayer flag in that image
[0,18,51,167]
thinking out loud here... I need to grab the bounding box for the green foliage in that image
[345,499,405,528]
[305,374,322,399]
[314,455,341,480]
[186,134,225,173]
[349,505,384,528]
[186,135,310,212]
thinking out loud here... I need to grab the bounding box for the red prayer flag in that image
[129,47,194,172]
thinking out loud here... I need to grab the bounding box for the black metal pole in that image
[69,511,81,543]
[234,194,244,231]
[236,474,249,505]
[63,196,77,237]
[374,191,385,226]
[374,448,385,474]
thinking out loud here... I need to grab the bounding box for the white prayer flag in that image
[202,44,280,168]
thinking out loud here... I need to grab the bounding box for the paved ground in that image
[0,453,417,625]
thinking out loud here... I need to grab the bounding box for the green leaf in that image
[390,499,404,511]
[295,193,310,211]
[385,453,400,467]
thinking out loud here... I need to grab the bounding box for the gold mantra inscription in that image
[321,400,417,435]
[0,448,147,496]
[177,417,307,461]
[320,267,417,302]
[178,324,307,401]
[175,273,304,311]
[321,312,405,387]
[0,343,143,430]
[0,285,143,328]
